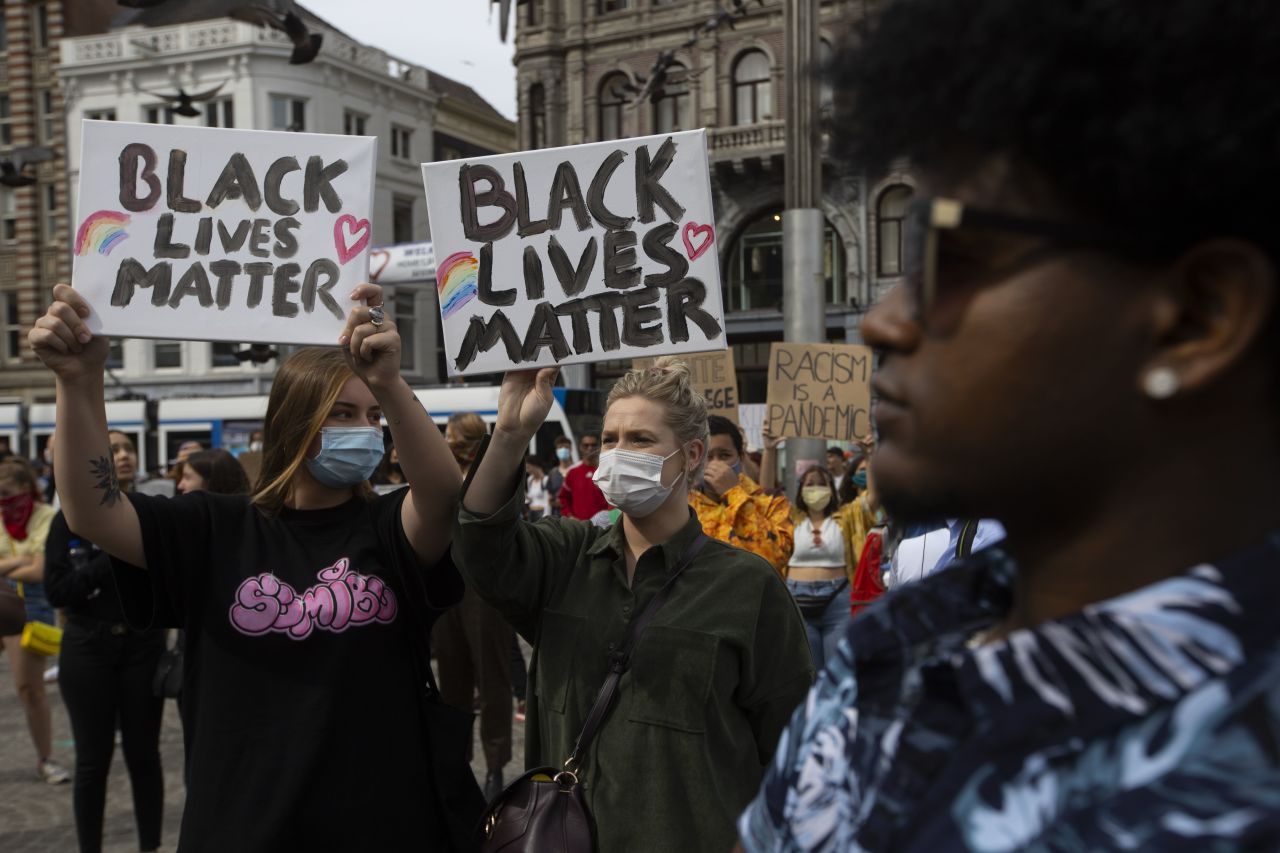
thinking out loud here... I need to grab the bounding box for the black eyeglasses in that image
[903,197,1125,319]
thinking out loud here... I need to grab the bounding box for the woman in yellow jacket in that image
[786,465,879,669]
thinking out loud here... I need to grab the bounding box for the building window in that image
[876,185,913,277]
[0,95,12,146]
[204,98,234,128]
[2,291,20,363]
[271,96,305,132]
[1,192,17,244]
[819,39,834,115]
[106,339,123,370]
[39,90,55,143]
[652,63,691,133]
[598,73,630,141]
[732,50,773,125]
[144,105,176,125]
[0,14,7,52]
[726,210,845,311]
[440,144,463,161]
[392,196,414,244]
[212,342,241,368]
[343,110,366,136]
[32,3,49,51]
[526,0,542,26]
[528,84,546,149]
[85,108,117,122]
[390,125,412,160]
[42,185,57,245]
[395,291,416,372]
[154,341,182,369]
[598,0,629,13]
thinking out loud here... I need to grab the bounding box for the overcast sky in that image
[305,0,518,119]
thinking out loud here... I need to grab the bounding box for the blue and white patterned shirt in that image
[740,532,1280,851]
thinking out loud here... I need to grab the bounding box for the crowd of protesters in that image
[6,0,1280,850]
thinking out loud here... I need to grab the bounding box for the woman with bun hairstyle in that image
[454,357,812,853]
[29,282,478,852]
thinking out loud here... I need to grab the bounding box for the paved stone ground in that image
[0,649,526,852]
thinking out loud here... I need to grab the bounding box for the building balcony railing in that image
[708,120,787,155]
[62,21,429,89]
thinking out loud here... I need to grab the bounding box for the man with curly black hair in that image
[737,1,1280,850]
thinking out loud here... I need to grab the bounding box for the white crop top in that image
[788,516,846,568]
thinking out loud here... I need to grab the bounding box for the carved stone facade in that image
[0,1,88,405]
[514,0,912,397]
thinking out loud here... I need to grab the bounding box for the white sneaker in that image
[38,758,70,785]
[43,664,59,684]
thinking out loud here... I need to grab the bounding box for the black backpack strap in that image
[564,532,710,773]
[955,519,979,560]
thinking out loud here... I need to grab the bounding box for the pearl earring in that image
[1142,367,1180,400]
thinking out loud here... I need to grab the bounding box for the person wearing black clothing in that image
[30,282,480,852]
[45,471,166,853]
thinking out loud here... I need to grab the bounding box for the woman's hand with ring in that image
[340,283,400,389]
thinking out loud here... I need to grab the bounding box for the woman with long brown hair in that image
[29,282,479,851]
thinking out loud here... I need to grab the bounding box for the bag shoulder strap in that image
[564,531,710,771]
[955,519,979,560]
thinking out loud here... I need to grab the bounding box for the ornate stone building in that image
[55,2,515,396]
[514,0,913,399]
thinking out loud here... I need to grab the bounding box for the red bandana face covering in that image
[0,492,35,542]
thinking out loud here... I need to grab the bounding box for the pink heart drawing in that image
[368,249,391,282]
[682,221,715,261]
[334,215,371,265]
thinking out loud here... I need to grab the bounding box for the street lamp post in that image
[782,0,827,495]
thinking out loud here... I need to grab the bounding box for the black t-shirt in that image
[44,511,130,623]
[114,489,464,852]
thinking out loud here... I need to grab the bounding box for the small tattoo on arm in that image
[90,456,121,507]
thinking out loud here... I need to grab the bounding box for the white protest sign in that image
[421,130,726,376]
[72,120,375,345]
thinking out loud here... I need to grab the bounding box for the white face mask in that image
[592,446,686,518]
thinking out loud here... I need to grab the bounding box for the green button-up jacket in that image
[453,457,814,853]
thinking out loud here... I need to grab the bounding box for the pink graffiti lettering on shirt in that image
[229,558,398,640]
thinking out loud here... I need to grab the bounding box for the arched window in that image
[727,209,846,311]
[528,83,547,149]
[598,73,630,141]
[652,63,691,133]
[877,185,913,277]
[732,50,772,125]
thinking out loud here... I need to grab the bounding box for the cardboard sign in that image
[766,342,873,441]
[72,120,376,345]
[633,348,739,423]
[369,242,436,284]
[421,130,726,376]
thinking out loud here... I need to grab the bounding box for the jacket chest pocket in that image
[626,625,720,733]
[534,609,585,715]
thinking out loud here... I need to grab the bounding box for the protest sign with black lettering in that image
[634,348,739,423]
[71,120,375,345]
[421,130,726,376]
[766,342,873,441]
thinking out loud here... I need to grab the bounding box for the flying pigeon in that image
[229,2,323,65]
[0,147,55,188]
[138,81,228,118]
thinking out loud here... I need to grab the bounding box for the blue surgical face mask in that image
[305,427,385,489]
[556,447,572,462]
[852,470,868,489]
[731,461,742,477]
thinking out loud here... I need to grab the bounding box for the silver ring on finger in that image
[368,305,385,327]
